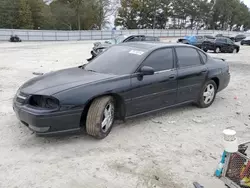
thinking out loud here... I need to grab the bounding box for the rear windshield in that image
[85,46,146,75]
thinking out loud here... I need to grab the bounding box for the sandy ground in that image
[0,40,250,188]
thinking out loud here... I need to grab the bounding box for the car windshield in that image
[109,35,127,44]
[84,46,146,75]
[115,35,127,43]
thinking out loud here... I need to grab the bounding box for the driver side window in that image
[141,48,174,72]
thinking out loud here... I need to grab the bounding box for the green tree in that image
[0,0,19,28]
[115,0,171,29]
[27,0,46,29]
[50,1,75,30]
[41,4,55,29]
[115,0,140,29]
[93,0,118,29]
[17,0,33,29]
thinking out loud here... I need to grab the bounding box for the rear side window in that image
[175,47,202,67]
[198,50,207,63]
[216,38,227,43]
[142,48,174,71]
[226,39,234,44]
[127,36,142,42]
[144,36,158,41]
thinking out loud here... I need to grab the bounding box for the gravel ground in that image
[0,40,250,188]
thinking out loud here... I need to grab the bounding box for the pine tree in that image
[27,0,45,29]
[17,0,33,29]
[0,0,19,28]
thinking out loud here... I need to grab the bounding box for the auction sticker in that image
[129,50,144,55]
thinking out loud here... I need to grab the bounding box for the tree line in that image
[0,0,249,31]
[115,0,250,31]
[0,0,116,30]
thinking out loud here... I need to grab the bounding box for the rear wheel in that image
[197,80,217,108]
[86,96,115,139]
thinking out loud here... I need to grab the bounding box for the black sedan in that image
[230,34,246,42]
[87,34,160,61]
[241,37,250,45]
[13,42,230,139]
[201,37,240,53]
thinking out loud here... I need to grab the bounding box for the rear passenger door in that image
[216,38,227,51]
[175,47,208,103]
[226,38,235,52]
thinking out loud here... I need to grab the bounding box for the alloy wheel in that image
[203,84,215,105]
[101,102,114,132]
[215,47,220,53]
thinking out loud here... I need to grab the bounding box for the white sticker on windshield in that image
[129,50,144,55]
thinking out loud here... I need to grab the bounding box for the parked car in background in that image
[177,35,215,48]
[87,34,160,61]
[13,42,230,139]
[201,37,240,53]
[240,36,250,45]
[215,34,234,40]
[9,35,22,42]
[229,34,246,42]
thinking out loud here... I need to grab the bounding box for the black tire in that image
[86,96,115,139]
[203,48,208,52]
[197,80,217,108]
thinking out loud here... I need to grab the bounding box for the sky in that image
[243,0,250,7]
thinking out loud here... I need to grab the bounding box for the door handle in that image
[201,69,207,73]
[168,74,176,80]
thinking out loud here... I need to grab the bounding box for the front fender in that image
[53,75,131,108]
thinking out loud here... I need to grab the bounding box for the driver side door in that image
[126,48,178,117]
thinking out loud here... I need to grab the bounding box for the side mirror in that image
[140,66,154,75]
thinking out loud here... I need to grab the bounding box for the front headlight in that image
[29,95,60,109]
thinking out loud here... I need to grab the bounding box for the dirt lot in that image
[0,40,250,188]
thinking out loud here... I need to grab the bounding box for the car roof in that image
[117,41,195,51]
[116,34,158,38]
[216,37,228,39]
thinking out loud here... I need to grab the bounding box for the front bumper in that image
[13,101,83,135]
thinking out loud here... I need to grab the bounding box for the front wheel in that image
[232,48,237,54]
[86,96,115,139]
[197,80,217,108]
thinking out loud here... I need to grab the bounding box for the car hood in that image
[19,67,115,96]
